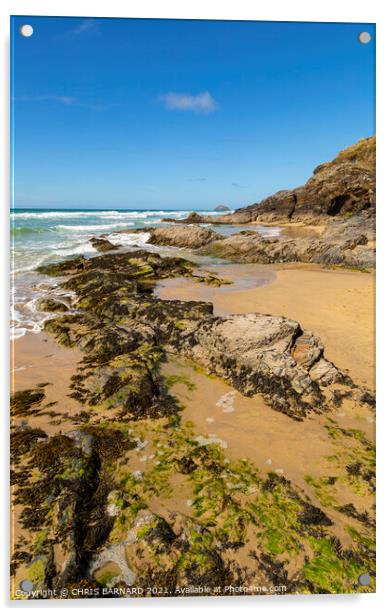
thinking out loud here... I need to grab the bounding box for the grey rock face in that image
[137,224,224,248]
[175,313,354,420]
[199,216,375,268]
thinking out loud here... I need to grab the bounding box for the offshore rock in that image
[90,237,119,252]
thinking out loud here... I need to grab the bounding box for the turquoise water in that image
[11,208,280,339]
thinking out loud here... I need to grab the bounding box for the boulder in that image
[36,297,69,313]
[137,224,224,249]
[90,237,119,252]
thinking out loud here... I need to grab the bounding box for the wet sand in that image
[11,331,84,436]
[161,354,374,544]
[156,263,375,391]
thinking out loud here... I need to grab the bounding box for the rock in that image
[214,205,231,212]
[135,224,224,249]
[90,237,119,252]
[165,137,375,227]
[12,425,136,590]
[227,136,376,224]
[11,388,46,416]
[12,248,375,592]
[36,297,69,312]
[175,313,346,419]
[38,250,372,421]
[162,211,210,225]
[199,215,375,268]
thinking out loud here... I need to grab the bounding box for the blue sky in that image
[11,17,375,210]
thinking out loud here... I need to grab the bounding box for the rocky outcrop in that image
[12,421,136,592]
[140,138,376,268]
[138,216,375,269]
[169,137,375,226]
[214,205,231,212]
[134,224,224,249]
[199,215,375,268]
[175,314,350,419]
[232,137,375,223]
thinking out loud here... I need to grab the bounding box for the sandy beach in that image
[11,254,376,595]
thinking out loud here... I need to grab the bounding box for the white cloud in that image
[159,91,217,114]
[72,19,100,36]
[15,95,76,105]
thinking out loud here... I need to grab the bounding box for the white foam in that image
[11,326,28,340]
[56,222,135,231]
[56,242,96,257]
[108,232,151,247]
[12,210,192,220]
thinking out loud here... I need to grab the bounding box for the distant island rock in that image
[214,204,231,212]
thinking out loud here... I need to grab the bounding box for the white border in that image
[1,1,391,614]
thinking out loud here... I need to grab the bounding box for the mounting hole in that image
[358,31,371,45]
[20,24,34,38]
[358,572,371,586]
[20,579,34,592]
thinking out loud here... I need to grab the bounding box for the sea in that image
[10,208,280,340]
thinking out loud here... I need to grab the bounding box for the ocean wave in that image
[55,221,135,231]
[11,209,192,220]
[11,226,49,236]
[11,254,49,273]
[56,242,97,257]
[12,210,122,219]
